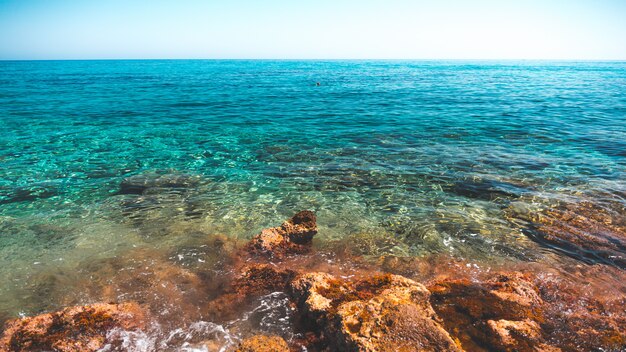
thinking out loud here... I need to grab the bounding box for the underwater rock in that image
[235,334,289,352]
[0,185,58,205]
[246,210,317,258]
[509,200,626,268]
[449,178,529,201]
[290,272,461,351]
[0,302,146,352]
[119,172,201,195]
[428,272,548,351]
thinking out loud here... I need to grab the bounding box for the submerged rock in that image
[508,200,626,268]
[0,185,58,205]
[0,302,146,352]
[449,178,530,201]
[235,334,289,352]
[246,210,317,258]
[291,272,462,351]
[119,172,201,195]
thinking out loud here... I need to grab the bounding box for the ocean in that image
[0,60,625,347]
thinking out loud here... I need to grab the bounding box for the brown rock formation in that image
[428,273,553,352]
[206,264,297,321]
[536,271,626,351]
[291,272,462,351]
[0,302,146,352]
[246,210,317,258]
[235,334,290,352]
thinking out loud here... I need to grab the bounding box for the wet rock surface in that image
[3,210,625,352]
[246,210,318,258]
[428,272,550,351]
[291,272,462,351]
[508,199,626,268]
[0,302,146,352]
[235,334,290,352]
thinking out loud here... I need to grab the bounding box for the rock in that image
[0,185,58,205]
[119,172,201,195]
[485,319,550,352]
[232,264,297,296]
[290,272,461,351]
[235,334,289,352]
[507,199,626,268]
[0,302,146,352]
[246,211,317,257]
[428,272,547,351]
[289,272,335,317]
[536,271,626,352]
[206,265,297,321]
[449,178,529,201]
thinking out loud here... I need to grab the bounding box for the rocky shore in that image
[1,210,625,351]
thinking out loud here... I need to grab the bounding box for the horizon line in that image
[2,58,626,62]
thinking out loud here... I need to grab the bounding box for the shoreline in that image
[2,210,625,351]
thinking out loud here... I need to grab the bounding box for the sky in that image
[0,0,625,60]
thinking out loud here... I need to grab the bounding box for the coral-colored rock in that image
[235,334,289,352]
[428,273,550,352]
[290,272,335,317]
[0,302,146,352]
[290,272,461,351]
[485,319,556,352]
[246,211,317,257]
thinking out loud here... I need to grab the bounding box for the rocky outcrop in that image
[6,210,624,352]
[291,272,462,351]
[0,302,146,352]
[428,273,552,352]
[235,334,289,352]
[246,210,317,258]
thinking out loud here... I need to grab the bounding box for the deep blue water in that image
[0,60,625,321]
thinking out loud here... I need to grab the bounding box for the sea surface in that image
[1,60,625,347]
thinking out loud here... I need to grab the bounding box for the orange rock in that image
[246,211,317,258]
[235,334,289,352]
[290,272,462,351]
[428,272,547,352]
[0,302,146,352]
[485,319,555,352]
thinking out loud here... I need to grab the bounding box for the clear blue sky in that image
[1,0,625,60]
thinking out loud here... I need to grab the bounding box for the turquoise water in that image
[1,60,625,325]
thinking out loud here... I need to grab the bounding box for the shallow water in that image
[1,60,625,345]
